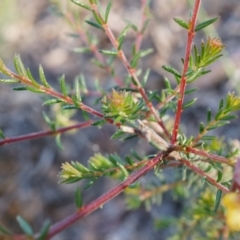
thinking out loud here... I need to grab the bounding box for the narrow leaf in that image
[26,68,39,86]
[75,187,83,208]
[13,54,27,77]
[59,75,67,96]
[91,119,106,127]
[42,98,63,106]
[199,122,204,134]
[62,105,78,110]
[12,86,28,91]
[162,65,181,78]
[55,134,64,150]
[183,98,197,109]
[142,68,150,85]
[214,189,222,212]
[173,17,189,29]
[26,86,45,93]
[0,79,19,84]
[85,20,103,31]
[195,17,219,31]
[105,0,113,23]
[16,216,33,236]
[0,224,12,236]
[99,49,118,56]
[111,129,125,140]
[207,109,211,123]
[37,220,51,240]
[70,0,91,10]
[39,65,50,88]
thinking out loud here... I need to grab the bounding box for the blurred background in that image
[0,0,240,239]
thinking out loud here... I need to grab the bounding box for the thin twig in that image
[171,0,201,144]
[184,146,234,166]
[180,158,229,193]
[0,121,93,146]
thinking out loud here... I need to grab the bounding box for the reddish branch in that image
[180,158,229,193]
[185,146,233,166]
[171,0,201,144]
[0,121,93,146]
[45,151,169,239]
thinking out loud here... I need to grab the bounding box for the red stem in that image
[45,151,167,239]
[180,158,229,193]
[0,121,93,146]
[185,146,233,166]
[135,0,147,52]
[171,0,201,144]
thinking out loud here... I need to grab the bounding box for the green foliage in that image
[101,89,143,124]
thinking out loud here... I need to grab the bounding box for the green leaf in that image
[130,51,141,68]
[124,155,134,165]
[131,150,142,161]
[25,86,45,93]
[37,220,51,240]
[142,68,150,85]
[59,75,67,96]
[207,121,229,130]
[111,129,125,140]
[74,78,81,102]
[39,65,50,88]
[216,169,223,182]
[116,162,129,180]
[62,105,78,110]
[43,112,55,131]
[99,49,118,56]
[13,54,27,77]
[118,24,132,50]
[12,86,28,91]
[55,134,64,150]
[218,114,237,121]
[75,187,83,208]
[173,17,189,29]
[199,122,204,134]
[214,189,222,212]
[83,178,97,190]
[0,78,19,84]
[72,47,91,53]
[43,98,63,106]
[201,135,216,141]
[91,119,106,127]
[0,129,5,139]
[104,0,112,22]
[162,65,181,78]
[164,77,171,89]
[183,98,197,109]
[185,88,197,95]
[16,215,33,236]
[0,224,12,236]
[207,109,212,123]
[70,0,91,10]
[26,68,39,86]
[195,17,219,32]
[85,20,103,31]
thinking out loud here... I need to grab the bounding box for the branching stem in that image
[171,0,201,144]
[45,151,168,239]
